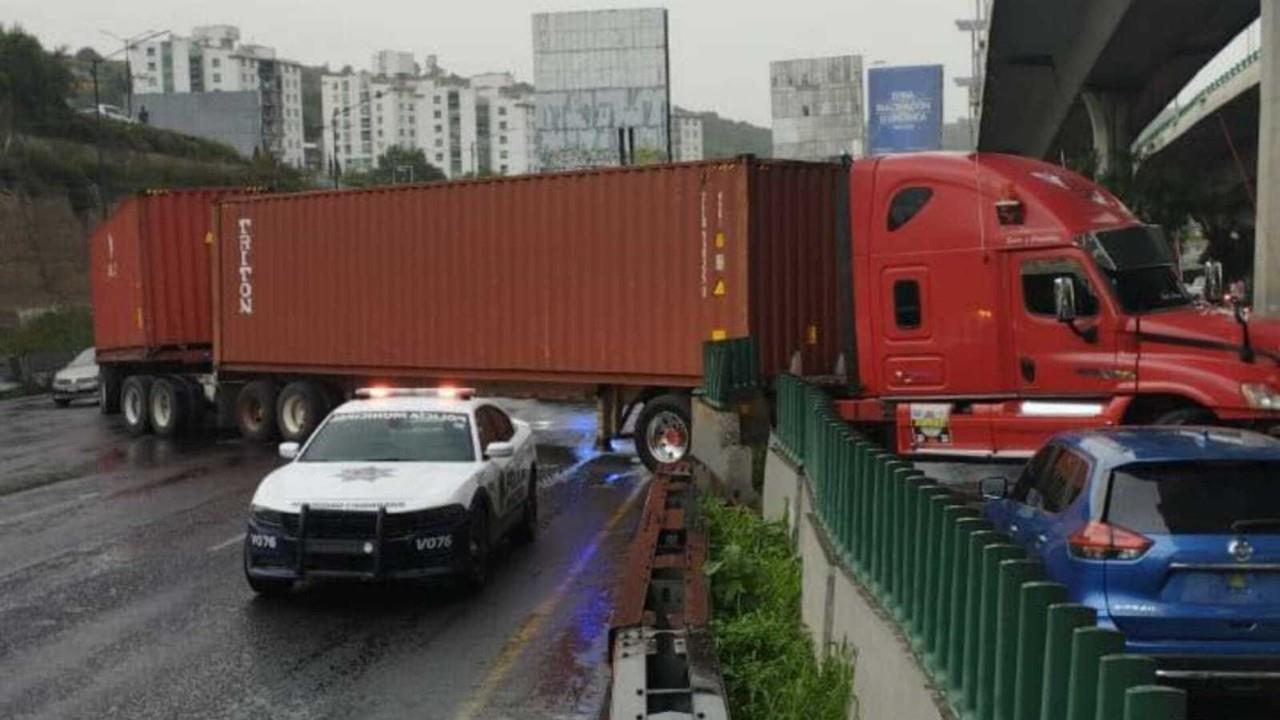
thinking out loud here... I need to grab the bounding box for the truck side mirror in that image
[1204,261,1225,304]
[1053,276,1078,323]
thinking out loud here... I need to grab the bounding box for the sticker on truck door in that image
[909,403,952,445]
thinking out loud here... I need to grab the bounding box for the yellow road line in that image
[452,477,649,720]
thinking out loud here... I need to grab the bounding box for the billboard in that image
[867,65,944,154]
[770,55,864,161]
[532,8,670,170]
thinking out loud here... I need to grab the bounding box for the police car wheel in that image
[462,504,490,590]
[512,467,538,545]
[242,543,292,597]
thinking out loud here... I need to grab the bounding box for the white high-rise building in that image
[322,53,536,179]
[671,110,704,162]
[129,25,305,167]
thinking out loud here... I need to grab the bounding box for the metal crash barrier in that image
[609,465,729,720]
[773,374,1190,720]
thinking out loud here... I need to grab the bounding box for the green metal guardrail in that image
[701,337,760,409]
[771,373,1189,720]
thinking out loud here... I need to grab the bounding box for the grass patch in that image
[703,499,852,720]
[0,306,92,355]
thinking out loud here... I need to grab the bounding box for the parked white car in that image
[243,388,538,596]
[51,348,99,407]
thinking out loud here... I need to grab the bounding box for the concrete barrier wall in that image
[766,438,946,720]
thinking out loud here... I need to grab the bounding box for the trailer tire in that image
[149,376,188,437]
[635,393,692,471]
[99,367,121,415]
[120,375,153,436]
[276,380,330,443]
[237,380,279,442]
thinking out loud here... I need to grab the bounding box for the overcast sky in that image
[10,0,976,125]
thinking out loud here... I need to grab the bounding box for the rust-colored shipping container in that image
[213,158,845,387]
[90,189,235,362]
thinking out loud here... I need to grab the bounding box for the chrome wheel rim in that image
[646,410,689,464]
[281,394,307,435]
[152,389,171,428]
[124,387,142,425]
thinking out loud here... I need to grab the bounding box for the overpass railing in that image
[700,337,759,409]
[773,374,1189,720]
[1136,48,1261,156]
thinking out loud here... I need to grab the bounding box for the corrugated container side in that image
[747,161,843,378]
[91,196,146,352]
[215,159,842,386]
[91,190,229,358]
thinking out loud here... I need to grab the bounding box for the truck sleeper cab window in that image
[887,187,933,231]
[1022,259,1099,317]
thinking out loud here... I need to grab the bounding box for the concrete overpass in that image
[979,0,1258,173]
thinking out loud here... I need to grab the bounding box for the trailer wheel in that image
[635,393,692,471]
[99,367,121,415]
[120,375,153,436]
[149,376,188,437]
[276,380,330,442]
[236,380,279,442]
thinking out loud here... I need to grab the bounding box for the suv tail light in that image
[1068,521,1153,560]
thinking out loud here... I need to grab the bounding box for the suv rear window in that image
[1107,461,1280,534]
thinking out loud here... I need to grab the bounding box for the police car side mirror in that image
[485,441,515,459]
[980,476,1007,500]
[278,442,300,460]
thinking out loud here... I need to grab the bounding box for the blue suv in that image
[983,427,1280,688]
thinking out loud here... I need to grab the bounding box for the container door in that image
[1105,459,1280,643]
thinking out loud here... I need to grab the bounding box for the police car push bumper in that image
[244,503,471,581]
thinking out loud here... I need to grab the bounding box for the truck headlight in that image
[1242,383,1280,410]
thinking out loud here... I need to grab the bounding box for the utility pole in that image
[100,29,167,117]
[1255,2,1280,316]
[953,0,988,149]
[91,58,107,217]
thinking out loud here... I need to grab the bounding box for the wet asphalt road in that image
[0,395,646,720]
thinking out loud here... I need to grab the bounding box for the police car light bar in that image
[355,387,476,400]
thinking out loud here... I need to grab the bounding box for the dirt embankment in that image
[0,189,97,320]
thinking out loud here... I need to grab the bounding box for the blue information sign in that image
[867,65,944,154]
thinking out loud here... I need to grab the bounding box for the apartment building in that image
[322,54,536,179]
[129,25,305,167]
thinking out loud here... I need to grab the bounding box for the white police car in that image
[243,388,538,595]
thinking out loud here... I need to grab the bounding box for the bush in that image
[703,500,852,720]
[0,306,93,356]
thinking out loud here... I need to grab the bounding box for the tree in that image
[0,25,75,134]
[344,146,445,187]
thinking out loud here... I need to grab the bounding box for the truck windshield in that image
[1083,226,1190,314]
[301,411,475,463]
[1107,460,1280,534]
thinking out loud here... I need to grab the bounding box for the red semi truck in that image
[88,154,1279,469]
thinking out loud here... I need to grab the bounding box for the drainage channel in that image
[609,464,729,720]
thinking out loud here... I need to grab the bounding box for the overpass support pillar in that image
[1082,91,1133,178]
[1255,1,1280,317]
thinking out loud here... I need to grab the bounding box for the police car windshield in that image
[301,411,475,463]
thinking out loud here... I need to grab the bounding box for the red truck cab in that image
[839,153,1280,458]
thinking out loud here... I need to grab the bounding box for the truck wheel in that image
[236,380,279,442]
[1153,406,1216,426]
[149,376,188,437]
[99,368,121,415]
[276,380,330,442]
[120,376,153,436]
[635,394,692,471]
